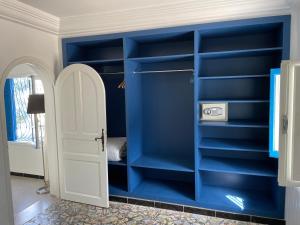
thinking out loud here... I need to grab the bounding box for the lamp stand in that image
[36,115,49,195]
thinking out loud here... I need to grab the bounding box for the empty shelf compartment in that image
[131,154,194,172]
[65,38,123,62]
[109,165,128,195]
[199,138,268,152]
[198,77,269,101]
[199,120,268,128]
[198,171,284,218]
[199,52,281,77]
[130,168,195,203]
[126,31,194,58]
[199,23,283,53]
[200,157,277,177]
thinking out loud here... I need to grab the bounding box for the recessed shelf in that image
[199,138,268,152]
[127,53,193,63]
[109,158,127,166]
[199,74,269,80]
[126,31,194,58]
[131,155,194,172]
[108,164,127,195]
[198,185,279,217]
[68,58,123,65]
[199,120,268,128]
[133,69,194,75]
[200,157,276,177]
[198,99,269,104]
[109,184,128,196]
[199,47,282,59]
[132,179,195,203]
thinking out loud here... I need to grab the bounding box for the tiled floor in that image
[24,200,263,225]
[10,175,57,225]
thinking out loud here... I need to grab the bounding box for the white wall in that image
[0,17,59,225]
[285,3,300,225]
[8,142,43,176]
[0,19,60,77]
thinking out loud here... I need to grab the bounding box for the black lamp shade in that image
[27,94,45,114]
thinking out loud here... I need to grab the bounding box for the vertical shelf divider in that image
[194,30,201,202]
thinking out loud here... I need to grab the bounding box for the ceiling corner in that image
[0,0,60,35]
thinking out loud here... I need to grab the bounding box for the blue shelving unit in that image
[62,15,290,219]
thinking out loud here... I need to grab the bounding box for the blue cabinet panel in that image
[62,15,290,219]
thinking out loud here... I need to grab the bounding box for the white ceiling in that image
[18,0,187,17]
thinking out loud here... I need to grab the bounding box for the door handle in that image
[95,129,105,152]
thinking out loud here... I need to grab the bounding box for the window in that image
[4,77,44,146]
[14,77,34,142]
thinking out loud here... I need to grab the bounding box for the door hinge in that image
[282,115,288,134]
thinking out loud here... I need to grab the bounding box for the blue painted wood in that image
[200,53,281,77]
[130,168,195,203]
[68,58,123,65]
[199,23,284,53]
[269,68,281,158]
[194,31,201,202]
[199,120,268,128]
[61,15,291,219]
[199,47,282,59]
[198,77,270,101]
[199,99,269,103]
[198,74,269,79]
[108,165,128,193]
[126,31,194,58]
[130,155,194,172]
[201,148,270,159]
[200,157,277,177]
[109,158,127,166]
[198,184,283,218]
[127,53,193,63]
[199,138,268,152]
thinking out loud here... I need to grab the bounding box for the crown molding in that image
[60,0,291,37]
[0,0,59,35]
[0,0,292,37]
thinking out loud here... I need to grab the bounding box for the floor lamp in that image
[27,94,49,194]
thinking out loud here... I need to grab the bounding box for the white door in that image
[278,61,300,187]
[55,64,109,207]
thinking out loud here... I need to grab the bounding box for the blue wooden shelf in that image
[199,120,268,128]
[199,47,282,59]
[199,74,269,80]
[200,157,276,177]
[62,16,289,219]
[132,179,195,203]
[109,184,128,196]
[127,53,194,63]
[199,99,269,104]
[109,158,127,166]
[131,155,194,172]
[199,138,268,152]
[198,185,281,218]
[68,58,123,65]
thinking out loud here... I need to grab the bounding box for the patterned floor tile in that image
[24,200,262,225]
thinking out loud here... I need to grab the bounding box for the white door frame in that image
[0,57,60,201]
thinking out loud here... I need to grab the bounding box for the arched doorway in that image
[0,57,60,200]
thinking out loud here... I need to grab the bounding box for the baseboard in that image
[109,195,286,225]
[10,172,44,180]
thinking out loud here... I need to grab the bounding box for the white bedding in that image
[107,137,127,161]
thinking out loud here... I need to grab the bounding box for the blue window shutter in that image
[269,68,281,158]
[4,79,17,141]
